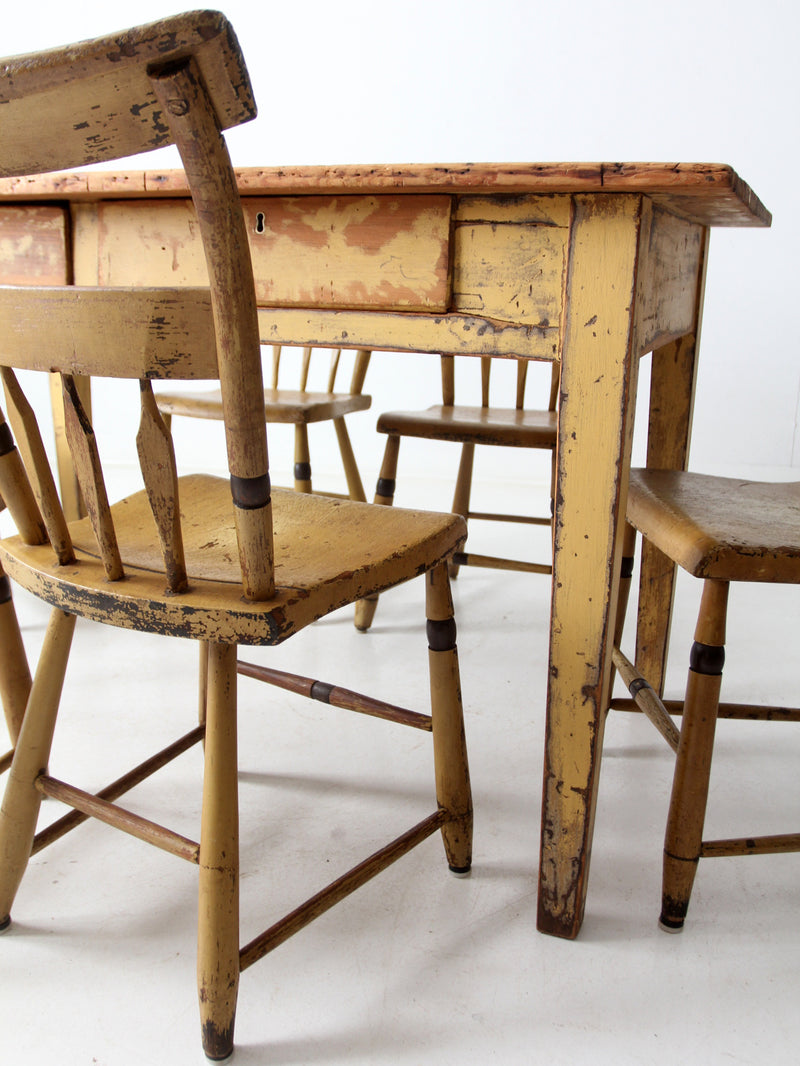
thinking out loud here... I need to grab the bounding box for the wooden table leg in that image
[635,233,708,693]
[537,195,643,938]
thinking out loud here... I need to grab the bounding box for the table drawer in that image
[74,195,452,312]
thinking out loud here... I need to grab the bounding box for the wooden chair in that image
[156,343,372,499]
[0,13,472,1060]
[355,354,558,631]
[611,469,800,931]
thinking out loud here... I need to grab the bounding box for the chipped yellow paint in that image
[539,193,644,937]
[245,195,451,310]
[0,206,67,284]
[83,195,452,311]
[453,195,569,327]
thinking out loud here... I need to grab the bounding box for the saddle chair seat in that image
[1,476,464,643]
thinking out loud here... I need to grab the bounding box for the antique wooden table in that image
[0,162,770,938]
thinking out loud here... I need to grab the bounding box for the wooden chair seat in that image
[377,404,557,448]
[159,386,371,425]
[612,468,800,933]
[627,469,800,582]
[0,478,464,643]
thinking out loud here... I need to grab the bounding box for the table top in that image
[0,162,770,228]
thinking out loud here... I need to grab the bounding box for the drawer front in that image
[80,195,452,312]
[0,205,69,285]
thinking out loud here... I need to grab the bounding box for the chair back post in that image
[299,347,312,391]
[149,59,274,600]
[326,349,342,393]
[480,357,491,408]
[440,355,455,407]
[515,359,528,410]
[349,349,371,395]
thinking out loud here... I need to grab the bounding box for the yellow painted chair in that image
[0,13,472,1059]
[612,469,800,931]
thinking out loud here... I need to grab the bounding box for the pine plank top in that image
[0,162,770,227]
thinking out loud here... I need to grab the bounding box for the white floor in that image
[1,485,798,1066]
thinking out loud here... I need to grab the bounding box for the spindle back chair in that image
[0,13,472,1060]
[355,353,558,630]
[157,342,372,498]
[611,469,800,931]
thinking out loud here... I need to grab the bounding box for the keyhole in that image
[254,212,266,234]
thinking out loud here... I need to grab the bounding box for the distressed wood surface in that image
[539,194,644,938]
[136,381,188,594]
[150,59,273,603]
[0,162,771,227]
[78,195,452,311]
[1,481,466,644]
[61,375,123,582]
[0,12,255,179]
[0,205,68,283]
[632,201,704,356]
[256,306,559,359]
[0,287,221,378]
[452,195,569,326]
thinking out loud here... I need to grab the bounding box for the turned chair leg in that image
[660,579,729,932]
[293,425,312,493]
[354,434,401,633]
[0,608,75,929]
[197,642,240,1060]
[448,443,475,580]
[426,563,472,874]
[0,561,32,748]
[333,416,367,502]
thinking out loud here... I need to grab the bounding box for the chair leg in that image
[448,443,475,579]
[354,434,400,633]
[0,561,32,748]
[660,579,729,932]
[293,424,312,493]
[607,523,637,715]
[197,642,240,1060]
[0,608,75,929]
[198,641,210,729]
[426,563,472,874]
[333,416,366,502]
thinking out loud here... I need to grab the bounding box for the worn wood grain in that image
[83,194,452,311]
[632,201,704,356]
[539,193,644,938]
[0,162,771,227]
[0,205,68,283]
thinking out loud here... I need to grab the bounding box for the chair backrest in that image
[270,345,371,396]
[440,355,558,413]
[0,12,275,601]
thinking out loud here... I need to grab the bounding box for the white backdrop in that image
[3,0,798,490]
